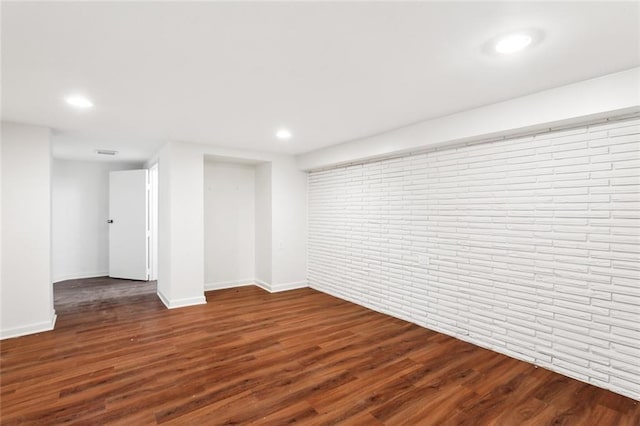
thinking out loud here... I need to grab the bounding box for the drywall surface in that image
[1,122,55,339]
[270,157,308,290]
[308,116,640,400]
[298,67,640,170]
[51,159,142,282]
[255,162,272,285]
[204,161,255,287]
[153,140,307,300]
[156,142,206,308]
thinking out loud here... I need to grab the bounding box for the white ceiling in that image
[2,2,639,161]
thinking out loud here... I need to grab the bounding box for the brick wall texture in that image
[308,116,640,400]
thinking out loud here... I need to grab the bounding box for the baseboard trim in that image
[270,280,308,292]
[0,311,57,340]
[201,279,308,294]
[157,290,206,309]
[156,290,171,308]
[53,272,108,284]
[253,279,308,293]
[254,279,271,292]
[204,279,254,291]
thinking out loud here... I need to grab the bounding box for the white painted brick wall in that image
[308,116,640,400]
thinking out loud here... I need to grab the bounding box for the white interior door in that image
[109,169,149,280]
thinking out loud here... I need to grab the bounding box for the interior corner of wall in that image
[156,288,172,309]
[254,279,271,292]
[156,289,206,309]
[0,310,57,340]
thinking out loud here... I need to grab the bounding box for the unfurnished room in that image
[1,1,639,424]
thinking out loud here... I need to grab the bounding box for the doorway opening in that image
[51,158,157,310]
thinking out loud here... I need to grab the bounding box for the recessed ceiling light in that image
[276,128,292,140]
[65,95,93,109]
[495,33,532,54]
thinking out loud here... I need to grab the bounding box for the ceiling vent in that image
[96,149,118,156]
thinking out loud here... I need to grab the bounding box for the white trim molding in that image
[156,290,206,309]
[0,311,57,340]
[53,272,109,284]
[204,279,254,291]
[270,280,308,293]
[252,279,308,293]
[253,279,271,292]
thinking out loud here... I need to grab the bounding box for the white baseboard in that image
[157,290,206,309]
[253,279,308,293]
[270,280,308,292]
[204,279,254,291]
[0,311,57,340]
[53,271,108,284]
[254,279,271,292]
[156,290,171,307]
[160,279,308,306]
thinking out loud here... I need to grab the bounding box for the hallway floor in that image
[54,276,157,311]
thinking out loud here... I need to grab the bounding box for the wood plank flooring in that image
[53,276,156,309]
[1,284,639,425]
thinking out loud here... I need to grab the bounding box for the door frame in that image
[148,163,159,281]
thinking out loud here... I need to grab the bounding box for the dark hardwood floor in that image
[53,276,156,310]
[1,283,639,425]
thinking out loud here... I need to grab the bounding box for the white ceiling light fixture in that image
[65,95,94,109]
[276,128,292,140]
[494,33,533,54]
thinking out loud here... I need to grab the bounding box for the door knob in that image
[107,220,114,223]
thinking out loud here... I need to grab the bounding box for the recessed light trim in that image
[65,95,94,109]
[276,128,292,140]
[495,33,532,54]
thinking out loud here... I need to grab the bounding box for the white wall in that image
[0,122,2,333]
[156,142,206,308]
[149,163,159,281]
[204,160,255,288]
[157,144,172,304]
[308,115,640,400]
[151,141,307,301]
[298,67,640,170]
[270,157,308,290]
[201,156,306,292]
[51,159,142,282]
[255,162,272,285]
[1,122,55,339]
